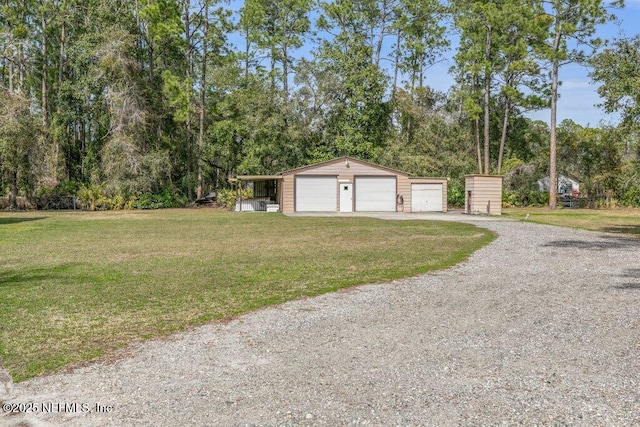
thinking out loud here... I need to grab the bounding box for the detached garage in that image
[277,157,447,213]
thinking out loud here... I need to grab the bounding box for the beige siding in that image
[290,158,401,177]
[465,175,502,215]
[281,175,295,213]
[443,180,448,212]
[397,176,411,211]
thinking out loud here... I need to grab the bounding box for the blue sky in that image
[228,1,640,128]
[527,1,640,127]
[424,2,640,127]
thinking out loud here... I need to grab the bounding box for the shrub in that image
[132,193,164,210]
[108,194,128,210]
[38,181,81,197]
[620,184,640,207]
[530,190,549,206]
[217,189,235,209]
[447,180,465,208]
[131,190,186,210]
[77,184,109,211]
[502,188,548,207]
[218,187,254,210]
[502,189,517,208]
[32,181,82,210]
[77,185,186,211]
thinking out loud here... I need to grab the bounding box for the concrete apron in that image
[285,209,513,223]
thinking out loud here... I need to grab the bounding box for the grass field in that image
[0,210,494,382]
[503,207,640,237]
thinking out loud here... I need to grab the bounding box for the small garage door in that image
[355,177,396,212]
[295,176,337,212]
[411,183,443,212]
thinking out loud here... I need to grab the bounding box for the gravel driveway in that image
[2,214,640,426]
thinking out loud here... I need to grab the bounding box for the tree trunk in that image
[374,25,385,68]
[549,28,562,210]
[197,0,209,200]
[244,32,250,84]
[549,57,559,209]
[41,13,48,130]
[270,50,276,92]
[483,25,491,175]
[8,171,18,210]
[138,0,154,81]
[9,59,14,92]
[59,21,65,89]
[183,0,193,200]
[392,31,400,101]
[475,117,482,174]
[18,42,25,91]
[59,18,68,180]
[283,43,289,102]
[282,41,289,130]
[134,0,141,49]
[497,98,509,174]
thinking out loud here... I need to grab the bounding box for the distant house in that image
[537,175,580,196]
[233,157,448,213]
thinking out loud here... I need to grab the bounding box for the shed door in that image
[411,183,443,212]
[355,177,396,212]
[295,176,337,212]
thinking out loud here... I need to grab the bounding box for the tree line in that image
[1,0,638,210]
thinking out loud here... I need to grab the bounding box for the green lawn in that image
[503,207,640,237]
[0,210,494,381]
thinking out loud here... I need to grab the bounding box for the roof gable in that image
[279,156,410,177]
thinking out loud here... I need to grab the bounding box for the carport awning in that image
[232,175,283,181]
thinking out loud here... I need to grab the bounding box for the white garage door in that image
[355,177,396,212]
[411,183,443,212]
[295,176,337,212]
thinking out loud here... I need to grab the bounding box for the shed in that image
[280,157,447,213]
[465,175,503,215]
